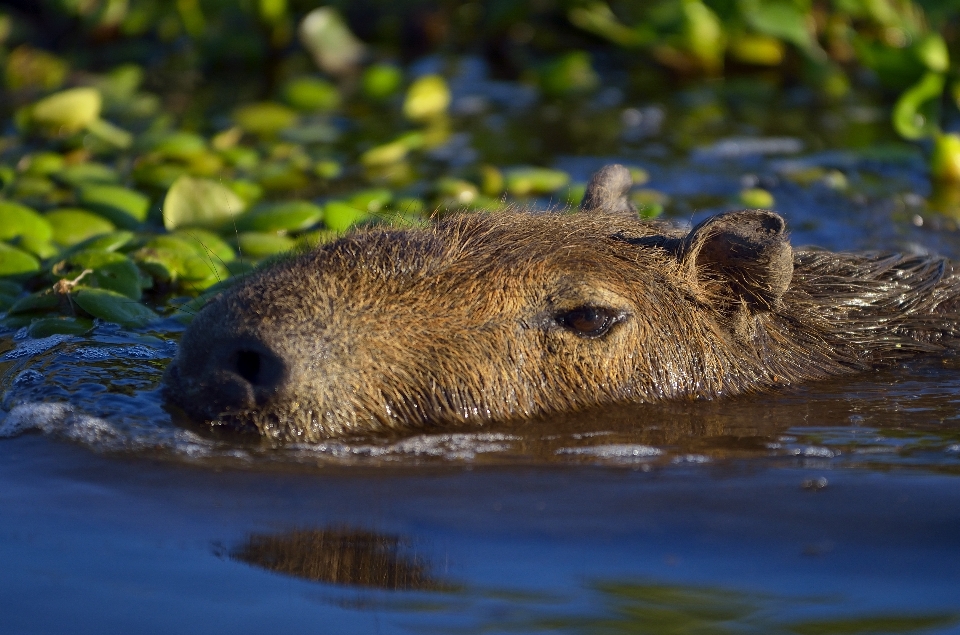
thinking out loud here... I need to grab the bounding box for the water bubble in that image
[2,334,71,359]
[13,369,43,385]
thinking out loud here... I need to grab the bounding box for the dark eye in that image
[556,306,622,338]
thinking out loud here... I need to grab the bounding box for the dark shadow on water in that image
[228,527,455,592]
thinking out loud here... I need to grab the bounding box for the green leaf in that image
[45,208,116,247]
[27,316,94,337]
[30,87,102,135]
[148,131,207,160]
[931,133,960,183]
[540,51,600,97]
[72,288,158,328]
[740,0,823,58]
[234,232,296,258]
[0,201,53,243]
[283,77,341,112]
[0,242,41,276]
[323,201,370,232]
[55,162,120,187]
[504,167,571,196]
[362,64,403,100]
[61,231,134,257]
[8,289,59,314]
[236,201,324,233]
[233,102,298,137]
[57,250,143,300]
[78,184,151,228]
[740,187,775,208]
[349,188,393,213]
[403,75,451,121]
[162,175,247,230]
[172,228,236,263]
[892,72,945,140]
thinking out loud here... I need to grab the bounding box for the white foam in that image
[557,444,662,459]
[300,432,519,461]
[0,401,218,458]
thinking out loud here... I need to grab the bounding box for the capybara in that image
[163,165,960,442]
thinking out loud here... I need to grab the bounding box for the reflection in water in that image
[226,527,960,635]
[229,527,451,591]
[466,581,960,635]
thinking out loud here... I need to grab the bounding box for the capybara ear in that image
[580,164,637,214]
[678,209,793,312]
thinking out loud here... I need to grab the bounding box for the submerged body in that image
[164,166,960,441]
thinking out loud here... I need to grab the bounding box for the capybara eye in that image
[557,306,620,338]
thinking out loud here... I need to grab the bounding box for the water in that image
[3,75,960,633]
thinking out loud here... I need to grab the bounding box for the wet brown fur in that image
[164,169,960,442]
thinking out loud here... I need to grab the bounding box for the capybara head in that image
[163,166,958,441]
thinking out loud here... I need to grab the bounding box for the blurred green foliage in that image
[0,0,959,331]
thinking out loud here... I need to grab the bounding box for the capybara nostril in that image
[234,349,264,386]
[223,342,287,397]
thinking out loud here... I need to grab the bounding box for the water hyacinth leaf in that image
[540,51,600,97]
[163,176,247,230]
[740,188,775,208]
[298,7,365,76]
[45,209,115,246]
[349,188,392,212]
[739,0,823,59]
[681,0,725,73]
[435,178,478,205]
[18,236,59,260]
[134,241,224,284]
[259,0,287,24]
[234,232,296,259]
[0,201,53,243]
[173,228,236,263]
[361,140,411,167]
[28,316,94,338]
[931,134,960,183]
[283,77,340,112]
[5,46,68,90]
[403,75,451,121]
[237,201,324,233]
[893,72,945,140]
[0,242,41,276]
[72,288,158,328]
[568,2,648,48]
[362,64,403,100]
[324,200,370,231]
[22,152,65,176]
[233,102,298,136]
[504,167,570,196]
[62,231,134,257]
[149,131,207,160]
[8,289,59,314]
[729,33,785,66]
[226,179,264,206]
[78,184,150,228]
[314,160,341,179]
[97,64,144,102]
[85,118,133,149]
[30,87,102,135]
[55,162,119,187]
[221,147,260,170]
[58,250,142,300]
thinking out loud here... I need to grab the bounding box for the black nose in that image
[222,340,287,398]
